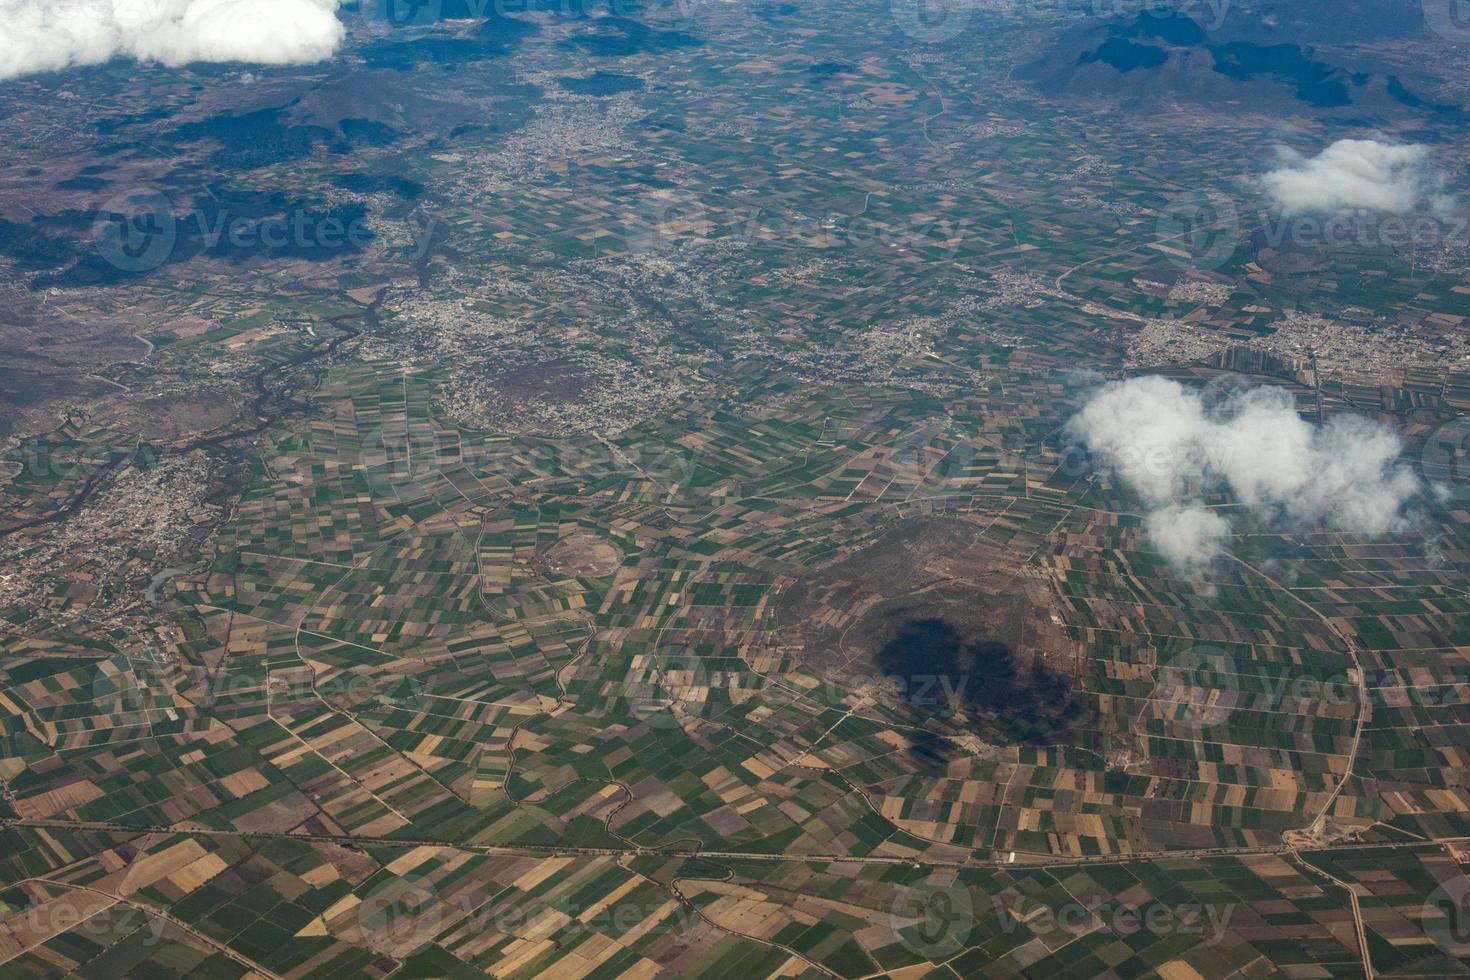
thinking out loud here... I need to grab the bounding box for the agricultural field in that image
[2,0,1470,977]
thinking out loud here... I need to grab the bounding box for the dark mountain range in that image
[1016,3,1461,120]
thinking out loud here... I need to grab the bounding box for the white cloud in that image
[0,0,344,81]
[1146,505,1231,568]
[1262,139,1445,216]
[1067,376,1420,569]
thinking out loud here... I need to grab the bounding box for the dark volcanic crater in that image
[775,515,1087,746]
[872,613,1081,746]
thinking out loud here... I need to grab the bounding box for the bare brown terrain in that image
[776,514,1085,744]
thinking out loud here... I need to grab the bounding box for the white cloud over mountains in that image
[1067,376,1421,569]
[1262,138,1447,216]
[0,0,344,80]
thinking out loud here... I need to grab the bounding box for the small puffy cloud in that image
[1061,374,1209,504]
[0,0,345,81]
[1262,139,1445,216]
[1146,506,1231,568]
[1067,376,1420,569]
